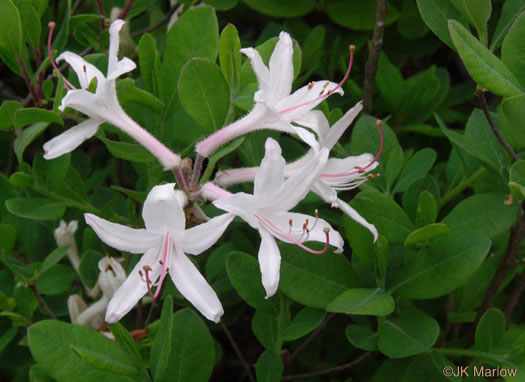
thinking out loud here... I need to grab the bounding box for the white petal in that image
[169,246,224,323]
[106,20,136,80]
[107,57,136,81]
[84,213,160,253]
[292,110,328,137]
[142,184,185,237]
[213,192,258,228]
[254,137,285,198]
[258,227,281,298]
[321,101,363,150]
[333,198,378,242]
[291,124,320,151]
[57,51,105,89]
[43,118,102,159]
[268,32,294,102]
[182,213,235,255]
[76,298,108,328]
[322,154,376,176]
[105,248,161,323]
[241,47,270,95]
[311,180,337,203]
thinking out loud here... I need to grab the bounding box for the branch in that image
[362,0,387,115]
[30,285,58,320]
[116,0,134,20]
[504,269,525,321]
[131,5,180,37]
[220,321,256,382]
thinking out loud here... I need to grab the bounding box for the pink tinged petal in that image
[169,246,224,323]
[105,248,161,323]
[142,184,185,237]
[258,227,281,298]
[333,198,378,242]
[56,52,105,89]
[106,20,136,80]
[254,137,286,198]
[43,118,102,159]
[240,47,270,94]
[268,32,294,102]
[322,101,363,150]
[84,213,160,253]
[322,154,376,176]
[213,193,259,228]
[215,167,259,187]
[183,213,235,255]
[292,110,328,137]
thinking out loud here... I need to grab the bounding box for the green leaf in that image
[161,6,218,101]
[327,288,395,316]
[0,100,22,130]
[178,58,230,132]
[416,0,468,50]
[398,0,429,39]
[491,0,525,50]
[475,309,505,353]
[378,301,439,358]
[108,323,148,379]
[0,0,23,55]
[226,251,279,314]
[116,79,164,111]
[39,246,69,274]
[51,0,70,52]
[14,122,49,163]
[346,325,378,351]
[501,95,525,148]
[442,193,519,239]
[203,0,239,10]
[6,198,65,220]
[391,231,491,299]
[449,0,491,45]
[78,250,103,289]
[255,350,283,382]
[509,160,525,201]
[219,24,241,95]
[393,148,437,193]
[448,20,523,96]
[28,320,138,381]
[252,309,283,351]
[402,176,441,224]
[98,136,154,163]
[415,190,439,226]
[200,137,245,184]
[1,252,35,281]
[242,0,315,17]
[151,296,173,382]
[36,264,77,295]
[279,244,356,309]
[404,223,449,246]
[14,0,41,49]
[282,307,325,341]
[0,224,16,250]
[164,309,215,382]
[326,0,400,31]
[501,11,525,89]
[138,33,161,95]
[70,346,137,376]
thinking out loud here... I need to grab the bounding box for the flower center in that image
[47,22,77,91]
[138,233,172,299]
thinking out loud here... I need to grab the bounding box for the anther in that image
[307,82,314,90]
[315,209,319,218]
[319,90,325,96]
[159,260,163,265]
[323,82,329,89]
[83,65,87,73]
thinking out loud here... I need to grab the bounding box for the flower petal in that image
[107,20,136,80]
[254,137,285,198]
[142,184,185,237]
[268,32,294,102]
[169,246,224,323]
[322,154,376,176]
[105,248,161,323]
[240,47,270,95]
[57,51,105,89]
[292,110,328,137]
[321,101,362,150]
[213,192,258,228]
[258,227,281,298]
[333,198,378,242]
[84,213,160,253]
[183,213,235,255]
[43,118,102,159]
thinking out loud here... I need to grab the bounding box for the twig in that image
[362,0,387,115]
[282,352,373,381]
[144,298,158,326]
[476,88,520,162]
[71,0,83,15]
[504,270,525,321]
[96,0,105,30]
[220,321,256,382]
[285,313,335,364]
[116,0,134,20]
[131,5,180,37]
[30,285,58,320]
[17,57,40,105]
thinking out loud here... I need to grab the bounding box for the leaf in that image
[398,0,429,39]
[98,136,154,163]
[255,350,283,382]
[252,310,283,351]
[501,11,525,89]
[178,58,230,132]
[116,79,164,111]
[70,346,137,376]
[151,296,173,382]
[393,148,437,193]
[108,323,147,378]
[36,264,77,295]
[14,122,49,163]
[415,190,439,227]
[326,0,400,31]
[501,95,525,148]
[509,160,525,201]
[475,309,505,353]
[39,246,69,274]
[402,176,441,224]
[219,24,241,94]
[203,0,239,10]
[449,0,491,45]
[378,301,439,358]
[346,325,378,351]
[491,0,525,51]
[14,0,41,49]
[6,198,65,220]
[327,288,395,316]
[391,231,491,299]
[404,223,449,246]
[0,224,16,250]
[138,33,161,95]
[282,307,326,341]
[448,20,523,96]
[0,100,22,130]
[0,0,23,55]
[51,0,70,52]
[242,0,315,17]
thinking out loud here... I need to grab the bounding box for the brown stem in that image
[17,57,40,105]
[282,352,373,381]
[96,0,105,30]
[30,285,58,320]
[362,0,387,115]
[130,4,180,37]
[34,48,45,99]
[71,0,83,15]
[476,88,521,162]
[116,0,134,19]
[220,321,256,382]
[475,203,525,325]
[504,270,525,321]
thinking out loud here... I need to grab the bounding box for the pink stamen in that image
[320,119,383,178]
[47,22,76,91]
[256,214,330,255]
[143,266,155,299]
[144,233,171,299]
[278,45,355,116]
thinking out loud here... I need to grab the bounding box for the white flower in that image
[54,220,80,271]
[44,20,179,170]
[196,32,347,157]
[212,138,344,298]
[85,183,234,323]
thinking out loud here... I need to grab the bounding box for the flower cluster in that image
[45,20,381,324]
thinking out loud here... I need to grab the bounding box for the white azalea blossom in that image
[44,20,180,170]
[211,138,344,298]
[85,183,234,323]
[54,220,80,271]
[196,31,346,157]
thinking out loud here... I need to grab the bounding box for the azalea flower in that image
[54,220,80,271]
[195,32,353,157]
[68,257,126,329]
[215,102,381,241]
[209,138,344,298]
[44,20,180,170]
[85,183,234,323]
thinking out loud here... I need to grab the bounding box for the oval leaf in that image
[327,288,395,316]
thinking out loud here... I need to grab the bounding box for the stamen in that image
[47,22,76,90]
[289,218,293,234]
[320,119,383,179]
[307,82,314,90]
[278,44,355,115]
[143,266,156,299]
